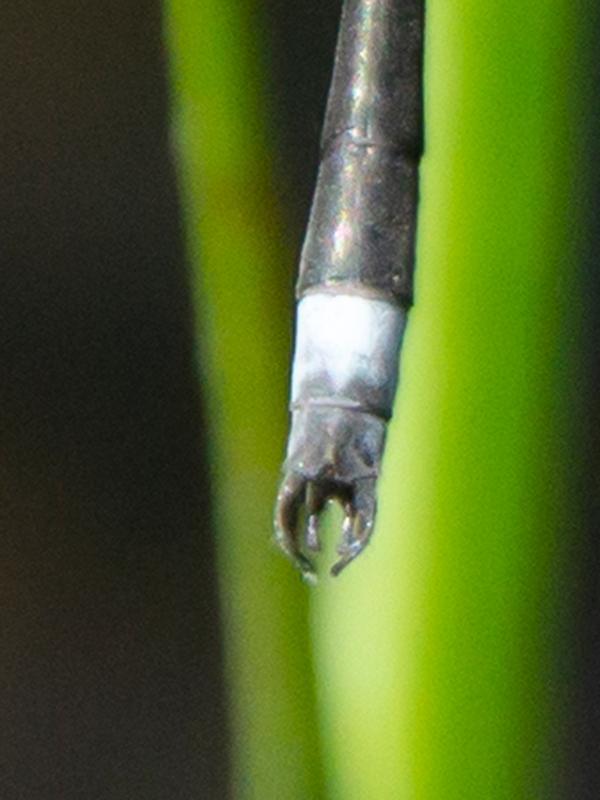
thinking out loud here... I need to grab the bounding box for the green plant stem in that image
[165,3,324,797]
[311,2,590,797]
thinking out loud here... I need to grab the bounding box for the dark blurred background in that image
[0,1,343,797]
[0,2,226,796]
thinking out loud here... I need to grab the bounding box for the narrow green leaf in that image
[164,3,324,797]
[311,3,592,797]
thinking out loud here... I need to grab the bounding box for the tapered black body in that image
[297,0,424,305]
[275,0,425,578]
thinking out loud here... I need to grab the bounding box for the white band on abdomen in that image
[290,292,406,417]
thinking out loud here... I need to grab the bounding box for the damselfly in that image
[275,0,424,580]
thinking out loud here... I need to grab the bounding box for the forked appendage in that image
[274,472,318,582]
[274,405,384,581]
[331,478,376,575]
[274,472,377,580]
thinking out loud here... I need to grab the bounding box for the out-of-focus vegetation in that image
[165,2,324,797]
[166,1,599,797]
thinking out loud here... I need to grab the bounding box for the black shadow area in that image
[554,9,600,799]
[0,2,229,797]
[263,0,342,246]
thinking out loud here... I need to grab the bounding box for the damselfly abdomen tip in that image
[275,0,424,579]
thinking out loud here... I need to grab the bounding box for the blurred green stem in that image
[311,2,590,798]
[165,2,323,797]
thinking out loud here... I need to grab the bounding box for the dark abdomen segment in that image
[298,0,424,305]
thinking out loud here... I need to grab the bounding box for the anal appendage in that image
[275,406,383,581]
[274,292,405,580]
